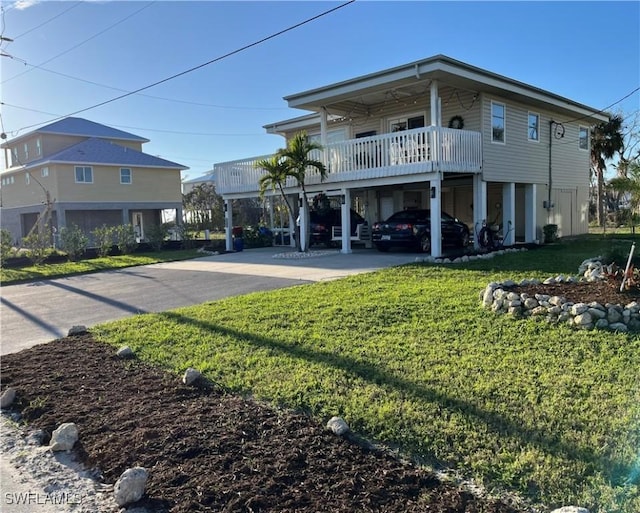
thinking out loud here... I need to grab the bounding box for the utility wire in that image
[2,1,155,85]
[11,0,356,135]
[558,86,640,125]
[9,1,82,41]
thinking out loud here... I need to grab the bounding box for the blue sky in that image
[1,0,638,180]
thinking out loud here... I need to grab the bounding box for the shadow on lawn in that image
[158,309,629,489]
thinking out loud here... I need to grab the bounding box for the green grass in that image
[89,236,639,512]
[0,249,202,285]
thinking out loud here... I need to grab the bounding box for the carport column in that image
[524,184,538,243]
[122,208,129,225]
[299,193,308,252]
[472,174,487,249]
[430,176,442,258]
[502,182,516,246]
[224,199,233,252]
[340,188,352,254]
[288,199,295,247]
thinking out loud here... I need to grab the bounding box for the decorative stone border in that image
[415,247,528,265]
[481,258,640,332]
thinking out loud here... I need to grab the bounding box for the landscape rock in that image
[550,507,590,513]
[113,467,148,507]
[0,387,16,408]
[326,416,350,436]
[68,325,88,336]
[182,367,202,386]
[49,422,78,451]
[117,346,134,358]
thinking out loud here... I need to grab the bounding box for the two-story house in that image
[214,55,607,256]
[0,117,187,245]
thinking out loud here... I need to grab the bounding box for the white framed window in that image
[491,101,506,143]
[388,113,426,133]
[579,126,589,150]
[528,112,540,141]
[23,143,29,160]
[120,168,132,184]
[36,138,42,156]
[75,166,93,183]
[25,173,30,185]
[41,167,49,177]
[12,147,18,164]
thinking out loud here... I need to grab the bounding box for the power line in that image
[2,1,155,85]
[558,86,640,125]
[9,1,82,41]
[11,0,356,135]
[1,59,291,111]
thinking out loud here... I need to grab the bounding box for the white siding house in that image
[213,55,607,255]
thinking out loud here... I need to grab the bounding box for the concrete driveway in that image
[1,247,420,356]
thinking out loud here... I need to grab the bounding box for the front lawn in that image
[93,236,640,513]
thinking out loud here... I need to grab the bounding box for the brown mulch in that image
[1,336,527,513]
[2,278,636,512]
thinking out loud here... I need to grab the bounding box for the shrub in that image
[0,228,14,267]
[21,221,52,265]
[145,223,169,252]
[59,224,89,261]
[243,226,273,248]
[543,224,558,243]
[115,224,137,255]
[175,223,197,249]
[92,225,116,258]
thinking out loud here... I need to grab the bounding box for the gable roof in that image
[0,117,149,148]
[23,137,188,170]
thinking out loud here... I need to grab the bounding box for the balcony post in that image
[525,184,538,243]
[502,182,516,246]
[430,80,439,127]
[473,174,487,249]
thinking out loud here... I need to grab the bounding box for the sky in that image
[0,0,638,181]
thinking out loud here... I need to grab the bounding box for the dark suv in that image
[308,208,366,247]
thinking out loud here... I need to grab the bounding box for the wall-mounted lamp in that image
[430,186,436,199]
[341,195,346,205]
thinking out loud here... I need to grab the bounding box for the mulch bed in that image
[1,336,527,513]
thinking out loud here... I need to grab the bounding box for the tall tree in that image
[609,160,640,228]
[591,114,624,226]
[278,132,327,251]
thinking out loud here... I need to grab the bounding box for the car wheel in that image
[375,243,390,252]
[418,234,431,253]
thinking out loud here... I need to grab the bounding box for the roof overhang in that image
[280,54,609,125]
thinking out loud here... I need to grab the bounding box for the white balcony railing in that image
[215,126,482,195]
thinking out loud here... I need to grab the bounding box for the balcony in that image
[215,126,482,196]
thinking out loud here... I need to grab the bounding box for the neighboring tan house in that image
[0,117,187,245]
[213,55,608,256]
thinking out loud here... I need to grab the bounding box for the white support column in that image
[472,174,487,249]
[340,188,352,254]
[288,201,295,247]
[430,176,442,258]
[224,199,233,251]
[298,193,308,252]
[430,80,439,127]
[525,184,538,243]
[502,182,516,246]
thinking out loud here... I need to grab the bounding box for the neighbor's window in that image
[120,168,132,184]
[491,101,505,143]
[36,138,42,156]
[25,173,30,185]
[23,143,29,160]
[579,126,589,150]
[41,167,49,177]
[75,166,93,183]
[528,112,540,141]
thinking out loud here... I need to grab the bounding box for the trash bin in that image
[233,237,244,252]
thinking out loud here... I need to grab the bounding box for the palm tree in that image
[591,114,624,226]
[278,132,327,251]
[255,154,299,249]
[609,160,640,230]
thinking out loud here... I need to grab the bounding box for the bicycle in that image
[476,219,513,250]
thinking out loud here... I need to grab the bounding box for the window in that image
[23,143,28,160]
[120,168,132,184]
[491,102,505,143]
[36,138,42,156]
[12,147,18,164]
[25,173,30,185]
[389,114,425,132]
[579,126,589,150]
[2,176,15,185]
[41,167,49,177]
[528,113,539,141]
[75,166,93,183]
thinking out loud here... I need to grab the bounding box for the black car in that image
[307,208,366,247]
[371,209,470,253]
